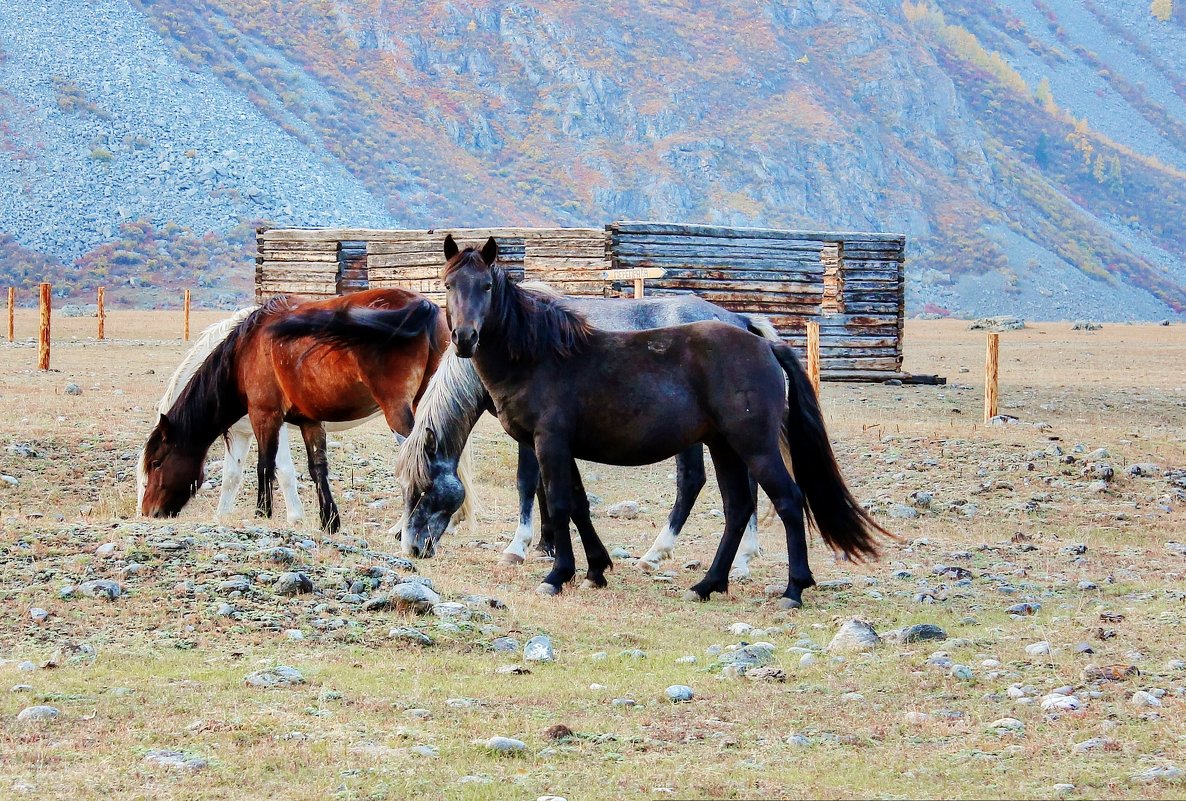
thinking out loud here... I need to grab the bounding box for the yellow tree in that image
[1151,0,1173,21]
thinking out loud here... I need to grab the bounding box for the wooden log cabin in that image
[256,221,911,382]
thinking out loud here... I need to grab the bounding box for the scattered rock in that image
[524,635,555,663]
[1025,641,1051,657]
[1072,320,1102,331]
[16,705,60,723]
[389,627,433,646]
[28,607,49,623]
[665,685,694,702]
[485,736,527,755]
[1131,690,1162,708]
[826,619,881,653]
[143,749,209,770]
[390,582,442,613]
[65,383,82,396]
[894,623,947,643]
[490,637,519,654]
[243,666,305,688]
[79,579,121,601]
[1131,765,1183,784]
[744,666,786,683]
[606,501,640,519]
[273,572,313,596]
[987,717,1024,733]
[1083,664,1139,683]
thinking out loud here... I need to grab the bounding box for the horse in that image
[138,289,448,533]
[440,236,886,608]
[386,286,782,572]
[137,307,382,526]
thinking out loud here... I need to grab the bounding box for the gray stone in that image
[390,582,441,613]
[1025,641,1052,657]
[1131,766,1183,784]
[79,579,121,600]
[665,685,694,702]
[214,602,236,617]
[65,383,82,396]
[1071,320,1102,331]
[606,501,640,519]
[389,627,433,646]
[28,607,49,623]
[889,504,919,519]
[524,635,554,663]
[826,619,881,653]
[896,623,947,643]
[484,736,527,754]
[718,642,776,672]
[16,705,60,722]
[217,576,251,595]
[491,637,519,654]
[609,546,632,559]
[274,572,313,596]
[243,665,305,688]
[144,749,209,770]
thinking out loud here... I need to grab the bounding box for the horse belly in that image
[280,356,378,423]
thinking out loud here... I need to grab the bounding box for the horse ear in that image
[443,234,459,262]
[157,413,171,440]
[480,236,498,266]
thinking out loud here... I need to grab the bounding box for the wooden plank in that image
[651,278,822,295]
[613,238,831,257]
[611,220,904,243]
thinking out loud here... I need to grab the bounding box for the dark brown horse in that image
[439,236,886,608]
[139,289,447,532]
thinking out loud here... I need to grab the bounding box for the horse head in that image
[138,413,206,518]
[442,234,498,358]
[403,427,466,559]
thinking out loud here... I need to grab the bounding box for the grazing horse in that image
[137,307,381,526]
[386,286,782,571]
[441,237,885,608]
[138,289,447,532]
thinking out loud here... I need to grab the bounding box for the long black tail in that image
[772,342,888,560]
[270,299,442,351]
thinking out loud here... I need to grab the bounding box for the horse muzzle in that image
[451,326,479,357]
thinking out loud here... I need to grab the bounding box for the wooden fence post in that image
[38,282,51,371]
[806,320,821,397]
[97,286,105,340]
[6,287,13,343]
[183,288,191,341]
[984,332,1000,423]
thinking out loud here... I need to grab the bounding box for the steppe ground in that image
[1,311,1185,800]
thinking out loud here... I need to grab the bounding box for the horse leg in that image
[251,414,282,520]
[729,473,762,581]
[638,445,705,571]
[216,429,251,522]
[300,422,340,533]
[535,438,578,596]
[275,425,306,527]
[743,453,813,609]
[686,443,755,602]
[535,481,557,557]
[501,442,539,566]
[570,460,612,589]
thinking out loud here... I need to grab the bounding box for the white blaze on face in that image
[135,446,149,516]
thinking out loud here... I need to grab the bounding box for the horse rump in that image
[270,299,443,350]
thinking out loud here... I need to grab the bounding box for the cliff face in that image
[0,0,1184,318]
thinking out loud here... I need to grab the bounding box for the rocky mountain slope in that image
[0,0,1184,318]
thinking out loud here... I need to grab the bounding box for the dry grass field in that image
[1,311,1185,800]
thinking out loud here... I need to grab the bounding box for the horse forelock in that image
[395,347,487,492]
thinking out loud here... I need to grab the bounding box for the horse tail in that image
[740,313,781,343]
[771,342,888,560]
[270,299,443,351]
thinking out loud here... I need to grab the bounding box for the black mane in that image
[448,249,592,361]
[163,299,288,449]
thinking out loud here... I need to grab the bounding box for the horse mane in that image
[446,250,591,361]
[395,347,486,511]
[163,296,293,446]
[157,306,257,415]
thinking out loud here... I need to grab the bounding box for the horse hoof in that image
[636,559,660,573]
[682,589,708,603]
[728,569,750,583]
[579,578,605,590]
[778,597,803,610]
[536,582,561,597]
[499,553,525,567]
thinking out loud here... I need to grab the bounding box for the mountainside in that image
[1,0,1185,318]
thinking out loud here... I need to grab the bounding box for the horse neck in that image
[158,306,256,414]
[165,328,251,458]
[397,351,490,489]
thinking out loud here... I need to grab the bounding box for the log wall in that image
[256,221,905,381]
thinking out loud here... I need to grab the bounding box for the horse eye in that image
[482,283,492,292]
[150,459,162,470]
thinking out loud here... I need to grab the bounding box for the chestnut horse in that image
[139,289,447,532]
[439,237,886,609]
